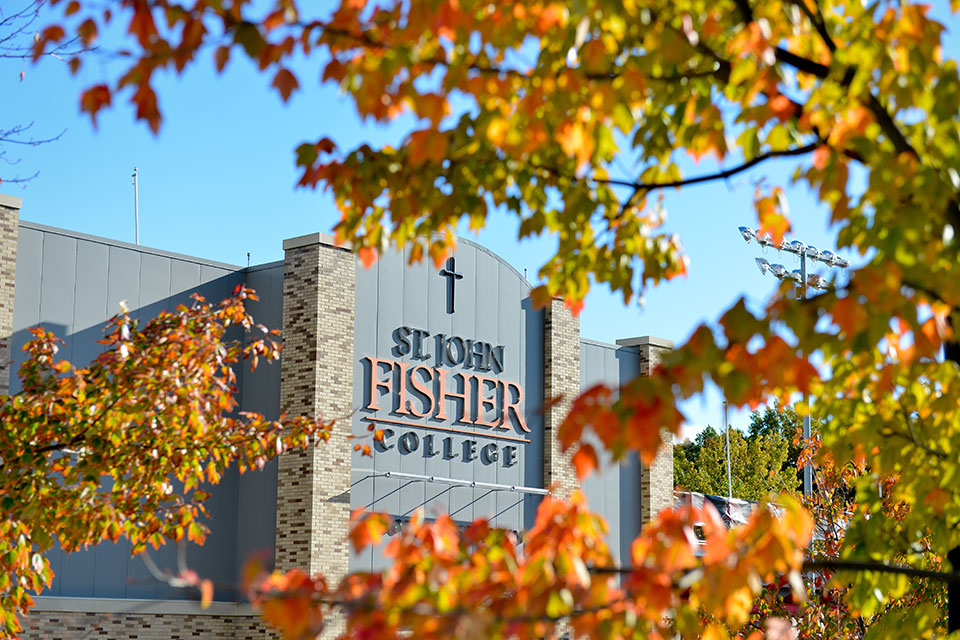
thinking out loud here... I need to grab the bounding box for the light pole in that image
[723,401,732,500]
[737,226,849,497]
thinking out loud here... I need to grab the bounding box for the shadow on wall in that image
[11,227,285,603]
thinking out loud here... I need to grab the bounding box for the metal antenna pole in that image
[724,401,733,499]
[132,167,140,245]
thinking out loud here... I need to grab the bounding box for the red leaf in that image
[271,68,299,102]
[214,46,230,73]
[80,84,112,127]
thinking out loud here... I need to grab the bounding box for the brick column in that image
[543,299,580,498]
[275,233,355,586]
[618,336,674,524]
[0,194,19,396]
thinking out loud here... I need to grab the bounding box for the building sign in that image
[361,325,530,468]
[350,240,545,554]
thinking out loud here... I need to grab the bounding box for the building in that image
[1,194,673,639]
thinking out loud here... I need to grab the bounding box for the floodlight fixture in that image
[807,274,829,290]
[785,240,806,255]
[736,223,850,501]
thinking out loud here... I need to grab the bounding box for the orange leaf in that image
[812,145,830,170]
[571,444,599,480]
[349,511,391,552]
[358,246,378,269]
[200,579,213,609]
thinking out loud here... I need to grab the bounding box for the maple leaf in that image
[272,68,300,102]
[571,443,599,480]
[349,511,391,552]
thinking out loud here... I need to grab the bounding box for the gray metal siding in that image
[349,242,544,573]
[579,340,642,565]
[11,224,280,602]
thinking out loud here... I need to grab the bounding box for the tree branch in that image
[803,559,957,583]
[589,559,958,583]
[318,23,722,84]
[538,140,823,196]
[789,0,836,53]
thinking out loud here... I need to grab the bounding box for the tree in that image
[23,0,960,637]
[674,420,795,501]
[0,289,329,636]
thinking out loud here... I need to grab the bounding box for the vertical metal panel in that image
[45,541,63,596]
[616,349,642,565]
[124,547,159,599]
[71,240,109,367]
[373,251,404,519]
[601,347,621,561]
[579,343,607,523]
[106,246,141,323]
[92,540,131,598]
[192,467,240,600]
[57,542,96,597]
[578,341,646,565]
[138,253,172,315]
[521,299,545,529]
[397,247,429,522]
[419,252,449,519]
[236,264,283,585]
[11,227,43,394]
[455,245,485,522]
[426,246,458,524]
[169,260,202,308]
[351,259,378,573]
[493,260,521,529]
[39,233,77,362]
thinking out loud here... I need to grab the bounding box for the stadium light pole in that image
[723,401,733,500]
[737,226,849,497]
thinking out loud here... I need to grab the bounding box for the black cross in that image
[439,256,463,314]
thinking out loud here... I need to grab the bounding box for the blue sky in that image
[5,5,959,438]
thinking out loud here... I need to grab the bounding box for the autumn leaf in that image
[200,579,213,609]
[272,68,300,102]
[571,443,599,479]
[349,510,391,552]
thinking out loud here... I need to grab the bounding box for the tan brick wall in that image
[275,236,355,637]
[20,611,269,640]
[0,195,19,396]
[543,299,580,499]
[636,340,674,524]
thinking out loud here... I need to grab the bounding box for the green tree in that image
[674,421,795,501]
